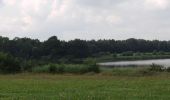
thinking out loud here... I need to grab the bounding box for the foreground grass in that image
[0,74,170,100]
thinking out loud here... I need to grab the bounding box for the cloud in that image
[2,0,17,6]
[0,0,170,40]
[145,0,169,10]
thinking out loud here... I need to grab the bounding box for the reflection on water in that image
[99,59,170,67]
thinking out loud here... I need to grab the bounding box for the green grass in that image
[0,74,170,99]
[32,64,100,74]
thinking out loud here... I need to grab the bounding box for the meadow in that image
[1,48,170,100]
[0,73,170,100]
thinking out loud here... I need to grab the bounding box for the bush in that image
[158,51,165,55]
[32,65,49,73]
[49,64,65,74]
[149,63,164,72]
[112,53,117,58]
[0,52,21,73]
[21,60,36,72]
[166,67,170,72]
[56,64,65,73]
[49,64,56,74]
[32,63,100,74]
[64,64,89,74]
[84,58,100,73]
[88,64,100,73]
[121,51,134,56]
[134,52,141,56]
[152,50,157,55]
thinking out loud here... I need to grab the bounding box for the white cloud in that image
[21,0,44,13]
[3,0,16,6]
[48,0,71,20]
[145,0,169,10]
[0,0,170,40]
[22,16,33,25]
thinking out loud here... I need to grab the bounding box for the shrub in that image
[56,64,65,73]
[152,50,157,55]
[84,58,100,73]
[158,51,165,55]
[134,52,141,56]
[64,64,89,74]
[49,64,65,74]
[32,63,100,74]
[121,51,134,56]
[0,52,21,73]
[88,64,100,73]
[49,64,56,74]
[32,65,49,73]
[21,60,36,72]
[149,63,164,72]
[112,53,117,58]
[166,67,170,72]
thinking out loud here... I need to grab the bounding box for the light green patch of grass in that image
[0,74,169,99]
[111,67,152,76]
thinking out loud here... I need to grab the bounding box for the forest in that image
[0,35,170,73]
[0,36,170,61]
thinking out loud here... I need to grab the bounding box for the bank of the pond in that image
[98,59,170,68]
[94,54,170,62]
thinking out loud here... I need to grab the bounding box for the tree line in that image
[0,35,170,73]
[0,36,170,62]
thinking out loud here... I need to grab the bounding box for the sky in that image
[0,0,170,40]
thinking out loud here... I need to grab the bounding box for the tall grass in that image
[109,64,170,76]
[32,64,100,74]
[32,65,49,73]
[111,67,153,76]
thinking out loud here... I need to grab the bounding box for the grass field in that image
[0,74,170,100]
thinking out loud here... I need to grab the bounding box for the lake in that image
[99,59,170,67]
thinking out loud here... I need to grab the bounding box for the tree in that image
[0,52,21,73]
[42,36,62,61]
[67,39,90,58]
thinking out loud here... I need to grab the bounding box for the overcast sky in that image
[0,0,170,40]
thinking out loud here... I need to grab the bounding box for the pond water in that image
[99,59,170,67]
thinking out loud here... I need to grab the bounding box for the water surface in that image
[99,59,170,67]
